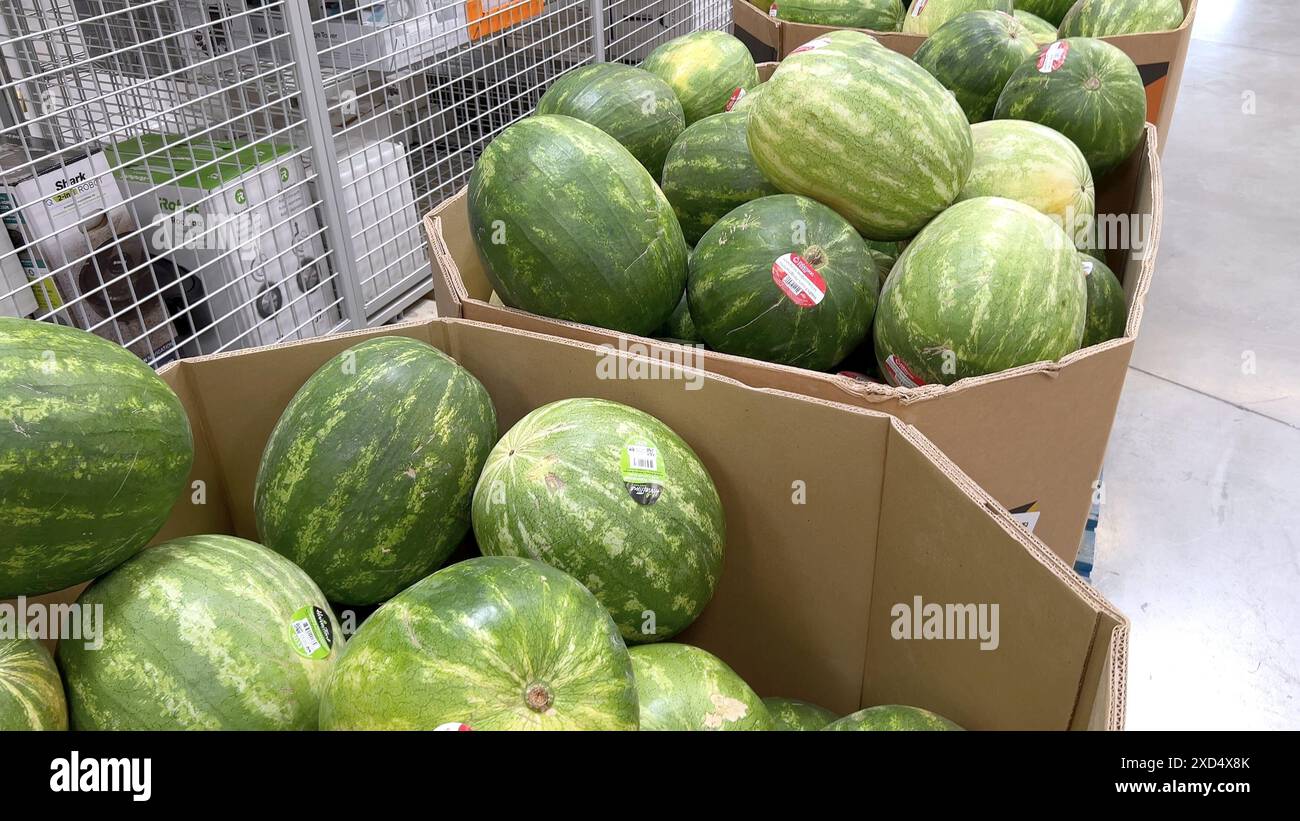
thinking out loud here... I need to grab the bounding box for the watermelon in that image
[764,697,838,730]
[913,10,1039,123]
[472,398,724,643]
[655,292,702,343]
[630,643,773,730]
[255,336,497,605]
[688,194,878,370]
[728,84,764,112]
[995,38,1146,178]
[1014,0,1075,26]
[320,556,638,730]
[776,0,904,30]
[58,535,341,730]
[873,196,1085,387]
[1081,252,1127,347]
[747,30,972,241]
[0,639,67,730]
[642,31,759,125]
[824,704,963,730]
[468,114,688,335]
[660,111,780,246]
[0,318,193,599]
[1059,0,1186,37]
[865,247,894,294]
[1014,9,1060,44]
[536,62,685,179]
[902,0,1012,35]
[957,119,1095,249]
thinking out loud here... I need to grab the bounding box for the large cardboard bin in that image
[422,122,1162,566]
[733,0,1197,151]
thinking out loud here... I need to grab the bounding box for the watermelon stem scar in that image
[525,682,555,712]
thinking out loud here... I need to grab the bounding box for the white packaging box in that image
[314,10,470,74]
[106,134,339,355]
[1,227,38,318]
[0,144,181,361]
[334,134,428,313]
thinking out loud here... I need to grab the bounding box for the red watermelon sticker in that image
[883,354,926,388]
[768,2,778,17]
[1038,41,1069,73]
[434,722,473,731]
[1082,259,1095,277]
[911,0,928,17]
[772,253,827,307]
[790,37,831,54]
[724,87,746,111]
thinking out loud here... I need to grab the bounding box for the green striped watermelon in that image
[1015,0,1075,26]
[776,0,904,30]
[0,318,193,599]
[764,697,839,730]
[320,556,638,730]
[994,38,1146,178]
[1081,252,1127,347]
[688,194,878,370]
[660,111,780,246]
[642,32,759,125]
[472,398,724,643]
[865,247,894,294]
[536,62,685,179]
[468,115,688,335]
[1014,9,1060,44]
[58,535,341,730]
[631,643,773,730]
[873,196,1085,387]
[1059,0,1186,37]
[824,704,963,730]
[902,0,1012,35]
[655,292,702,343]
[0,639,67,730]
[255,336,496,606]
[957,119,1095,249]
[747,30,972,241]
[913,10,1039,123]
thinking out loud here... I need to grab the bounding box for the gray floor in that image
[1093,2,1300,730]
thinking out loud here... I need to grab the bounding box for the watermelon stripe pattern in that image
[1014,0,1076,27]
[0,318,193,599]
[763,696,838,730]
[468,115,688,335]
[536,63,686,179]
[642,31,759,125]
[775,0,904,30]
[58,535,342,730]
[472,399,725,644]
[824,704,963,730]
[1081,252,1127,347]
[1058,0,1186,37]
[0,639,67,730]
[631,643,773,730]
[688,194,878,370]
[995,38,1146,178]
[320,557,639,730]
[873,196,1085,385]
[255,337,497,605]
[902,0,1013,35]
[1014,9,1060,44]
[747,30,973,241]
[912,10,1040,123]
[660,111,780,246]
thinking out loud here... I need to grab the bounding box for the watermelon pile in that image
[0,639,67,730]
[912,10,1038,123]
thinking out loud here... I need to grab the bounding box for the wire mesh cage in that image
[1,0,733,363]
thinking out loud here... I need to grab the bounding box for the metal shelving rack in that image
[0,0,731,363]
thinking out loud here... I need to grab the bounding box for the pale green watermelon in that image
[1081,252,1127,346]
[912,10,1039,123]
[472,399,725,644]
[631,643,773,730]
[0,639,67,730]
[824,704,963,730]
[902,0,1013,35]
[764,696,839,730]
[642,31,759,124]
[873,196,1085,386]
[319,556,639,730]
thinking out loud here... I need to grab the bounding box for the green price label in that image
[289,605,334,660]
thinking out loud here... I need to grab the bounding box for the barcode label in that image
[288,605,333,659]
[627,445,657,472]
[1038,41,1069,73]
[884,354,926,388]
[292,618,321,656]
[771,253,827,307]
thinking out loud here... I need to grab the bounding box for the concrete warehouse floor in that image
[1092,1,1300,730]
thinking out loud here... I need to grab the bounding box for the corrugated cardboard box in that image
[3,318,1128,729]
[421,107,1162,565]
[733,0,1197,151]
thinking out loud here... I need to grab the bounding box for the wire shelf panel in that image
[2,0,734,363]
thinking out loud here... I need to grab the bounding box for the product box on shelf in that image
[2,317,1129,729]
[423,78,1162,566]
[0,142,181,362]
[733,0,1197,151]
[104,133,339,356]
[0,227,38,318]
